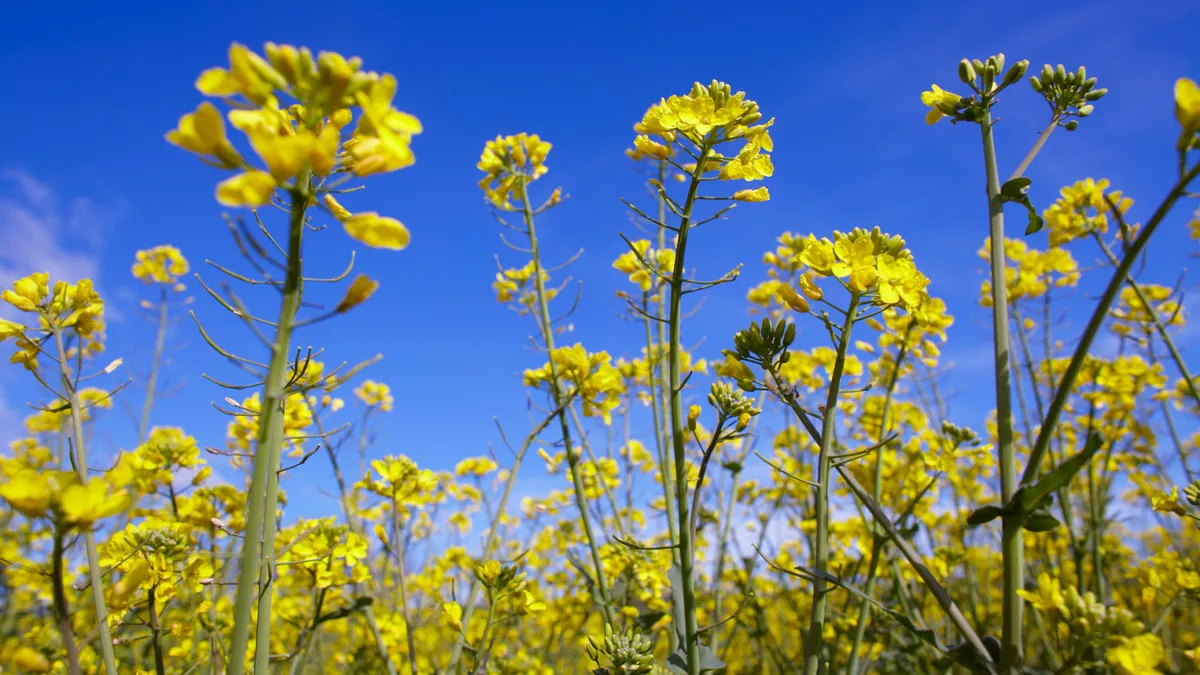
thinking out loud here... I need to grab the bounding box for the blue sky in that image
[1,0,1197,521]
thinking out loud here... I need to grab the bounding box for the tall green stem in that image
[803,293,859,675]
[519,177,614,624]
[667,141,713,675]
[50,326,119,675]
[228,173,310,675]
[980,112,1023,673]
[138,286,169,443]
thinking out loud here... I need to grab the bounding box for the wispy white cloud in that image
[0,169,125,443]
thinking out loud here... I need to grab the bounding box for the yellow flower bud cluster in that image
[0,273,106,369]
[132,245,190,285]
[523,345,623,424]
[166,42,418,251]
[477,133,553,208]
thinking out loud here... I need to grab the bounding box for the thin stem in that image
[803,293,859,675]
[519,175,614,624]
[980,110,1023,674]
[138,286,169,443]
[50,325,119,675]
[228,173,310,675]
[51,524,83,675]
[149,587,166,675]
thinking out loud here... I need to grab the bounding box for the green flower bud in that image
[1041,64,1054,82]
[958,58,977,84]
[1063,120,1079,131]
[1055,64,1067,83]
[1003,60,1029,86]
[1030,76,1044,93]
[1078,104,1094,117]
[1085,88,1107,101]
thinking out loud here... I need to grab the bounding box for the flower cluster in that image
[477,133,554,208]
[523,344,623,424]
[167,42,418,250]
[0,273,106,369]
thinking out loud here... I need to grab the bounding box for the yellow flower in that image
[1017,572,1068,619]
[921,84,963,124]
[61,478,131,528]
[324,193,353,221]
[1176,77,1200,136]
[165,101,244,169]
[733,187,770,202]
[355,380,394,411]
[132,245,190,284]
[215,170,278,208]
[9,646,51,673]
[1107,634,1165,675]
[775,282,809,313]
[343,212,410,251]
[195,42,283,108]
[716,355,754,383]
[517,589,546,615]
[2,273,49,312]
[632,135,670,159]
[442,602,464,632]
[0,469,54,517]
[1150,486,1187,516]
[336,275,379,313]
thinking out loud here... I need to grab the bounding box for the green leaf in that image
[1018,433,1103,514]
[1024,208,1045,235]
[1022,507,1061,533]
[666,644,726,674]
[966,504,1006,527]
[1000,177,1032,200]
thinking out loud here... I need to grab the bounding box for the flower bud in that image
[1030,76,1043,93]
[1085,88,1107,101]
[1078,104,1094,117]
[1003,60,1029,86]
[687,404,700,431]
[1055,64,1067,83]
[958,59,976,84]
[1063,120,1079,131]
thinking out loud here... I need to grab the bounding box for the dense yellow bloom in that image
[1042,177,1132,247]
[920,84,962,124]
[477,133,553,208]
[355,380,394,411]
[442,602,464,632]
[612,240,674,292]
[524,344,623,424]
[132,245,190,284]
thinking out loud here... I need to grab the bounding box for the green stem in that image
[644,311,679,551]
[667,140,714,675]
[980,111,1023,674]
[391,502,420,675]
[228,174,310,675]
[803,293,860,675]
[51,524,83,675]
[138,286,169,443]
[50,326,119,675]
[149,586,166,675]
[654,159,681,564]
[519,176,614,625]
